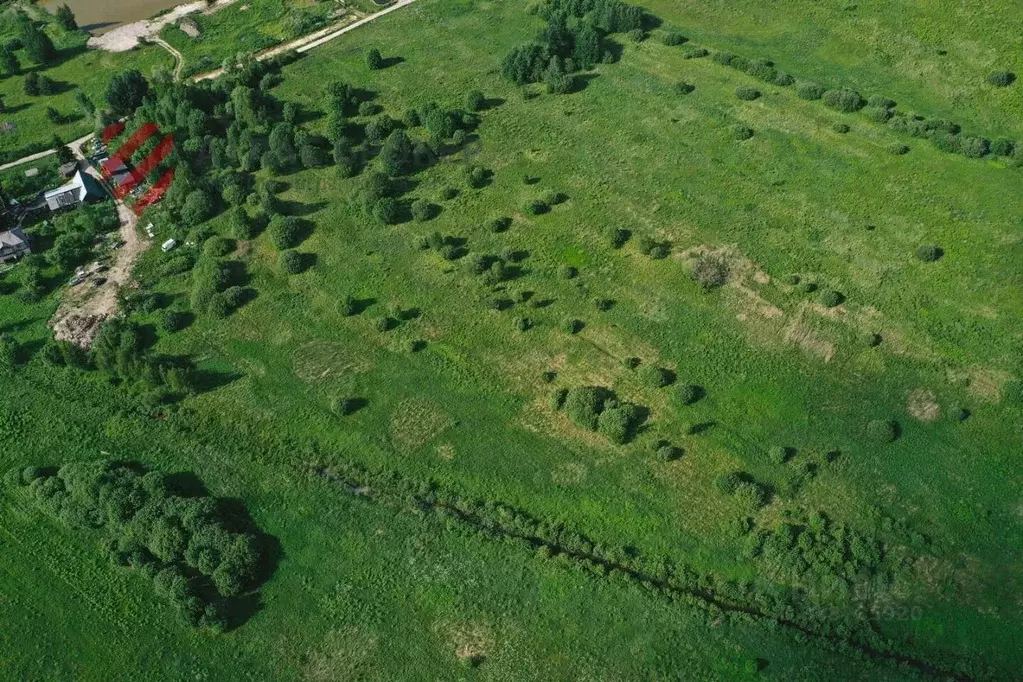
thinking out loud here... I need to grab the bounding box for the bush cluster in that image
[559,386,643,444]
[6,461,271,629]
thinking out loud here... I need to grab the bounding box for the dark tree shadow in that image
[378,56,405,69]
[350,297,376,315]
[481,97,506,111]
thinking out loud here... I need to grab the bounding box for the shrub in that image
[597,403,639,444]
[411,199,434,222]
[465,165,489,188]
[796,82,825,100]
[819,289,844,307]
[594,298,614,311]
[822,88,865,112]
[559,265,578,279]
[564,386,609,431]
[677,384,700,405]
[331,397,358,416]
[268,216,302,249]
[655,443,681,461]
[960,136,990,158]
[661,31,687,46]
[279,250,303,274]
[487,216,511,233]
[606,227,630,248]
[376,316,395,332]
[914,245,943,262]
[949,406,970,422]
[627,28,645,43]
[524,199,549,215]
[715,471,744,495]
[768,446,789,464]
[564,318,583,334]
[639,364,673,388]
[773,72,795,86]
[866,332,882,347]
[690,255,729,290]
[735,85,761,101]
[540,189,566,205]
[160,311,188,333]
[340,295,358,316]
[465,89,486,112]
[731,124,754,140]
[673,81,695,95]
[366,48,383,70]
[800,282,818,293]
[515,317,532,331]
[887,142,910,155]
[784,274,801,285]
[986,71,1016,87]
[373,197,401,224]
[832,123,850,134]
[990,138,1015,157]
[866,419,898,443]
[681,46,709,59]
[865,106,894,123]
[867,95,896,109]
[733,481,767,512]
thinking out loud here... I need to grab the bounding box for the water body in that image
[39,0,185,34]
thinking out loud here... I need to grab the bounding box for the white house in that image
[0,227,30,262]
[44,170,104,212]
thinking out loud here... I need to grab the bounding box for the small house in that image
[0,227,30,262]
[44,171,105,212]
[161,239,177,252]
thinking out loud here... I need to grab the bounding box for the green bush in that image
[550,388,568,410]
[677,384,700,405]
[990,138,1015,157]
[735,85,761,101]
[866,419,898,443]
[832,123,850,134]
[673,81,695,95]
[986,71,1015,87]
[411,199,435,222]
[768,446,790,464]
[563,318,583,334]
[731,124,754,140]
[524,199,549,215]
[960,136,990,158]
[773,72,795,86]
[487,216,512,233]
[661,31,687,46]
[865,106,894,123]
[733,480,767,512]
[279,250,304,274]
[376,316,395,332]
[515,317,532,331]
[559,265,578,279]
[796,82,825,100]
[681,46,709,59]
[914,245,943,262]
[639,364,673,388]
[564,386,608,431]
[654,442,681,461]
[887,142,910,155]
[822,88,865,112]
[819,289,844,307]
[690,255,730,289]
[715,471,744,495]
[465,89,486,112]
[597,403,639,444]
[607,227,630,248]
[784,274,800,285]
[160,311,189,333]
[800,281,818,293]
[268,216,302,250]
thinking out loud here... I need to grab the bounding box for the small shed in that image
[0,227,30,262]
[161,239,177,252]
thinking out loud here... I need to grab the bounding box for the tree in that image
[75,91,95,117]
[56,4,78,31]
[268,215,302,249]
[2,47,19,75]
[465,89,486,112]
[379,129,413,176]
[278,249,303,274]
[572,22,603,69]
[914,245,943,262]
[106,70,150,116]
[52,135,74,163]
[19,21,56,65]
[268,122,297,169]
[373,197,400,224]
[182,189,215,225]
[366,48,383,70]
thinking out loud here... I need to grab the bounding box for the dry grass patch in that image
[907,388,941,422]
[389,398,454,450]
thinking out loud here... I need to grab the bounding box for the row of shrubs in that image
[310,456,983,679]
[711,49,1020,163]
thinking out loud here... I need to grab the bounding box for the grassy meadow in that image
[1,0,1022,679]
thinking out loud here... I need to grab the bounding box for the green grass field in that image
[1,0,1021,679]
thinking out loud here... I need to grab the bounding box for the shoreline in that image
[86,0,237,53]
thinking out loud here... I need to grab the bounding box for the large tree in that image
[19,20,56,65]
[56,4,78,31]
[105,69,150,116]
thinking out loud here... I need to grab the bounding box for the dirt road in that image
[49,142,146,348]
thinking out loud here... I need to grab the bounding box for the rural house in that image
[0,226,30,262]
[44,170,104,212]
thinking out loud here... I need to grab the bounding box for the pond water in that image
[39,0,186,34]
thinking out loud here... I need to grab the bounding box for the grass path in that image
[152,37,185,81]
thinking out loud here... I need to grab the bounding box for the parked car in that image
[92,277,107,287]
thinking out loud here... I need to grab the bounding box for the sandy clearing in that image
[87,0,238,53]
